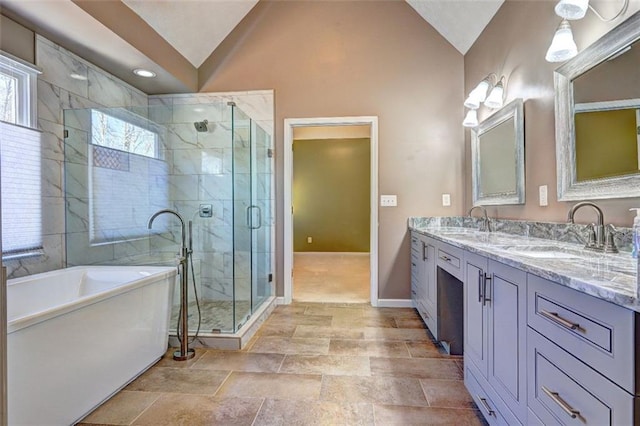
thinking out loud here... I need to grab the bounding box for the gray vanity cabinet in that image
[527,274,638,425]
[464,251,528,424]
[410,232,437,336]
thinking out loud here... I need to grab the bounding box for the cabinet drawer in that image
[527,274,637,394]
[528,328,635,425]
[437,243,463,280]
[465,364,521,425]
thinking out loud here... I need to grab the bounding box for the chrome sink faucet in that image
[468,206,491,232]
[567,202,607,251]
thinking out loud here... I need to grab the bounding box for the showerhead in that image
[194,120,208,132]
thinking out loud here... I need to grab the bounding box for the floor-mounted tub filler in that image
[7,265,176,425]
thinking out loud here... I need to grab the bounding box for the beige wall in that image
[0,15,35,63]
[200,0,465,299]
[464,0,640,227]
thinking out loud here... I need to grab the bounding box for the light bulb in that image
[554,0,589,20]
[464,93,481,109]
[545,20,578,62]
[484,79,504,109]
[463,110,478,128]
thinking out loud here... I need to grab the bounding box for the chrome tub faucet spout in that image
[147,208,195,361]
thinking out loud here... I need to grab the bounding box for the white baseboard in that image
[376,299,414,308]
[275,296,287,305]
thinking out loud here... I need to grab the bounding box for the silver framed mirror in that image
[471,98,525,206]
[555,11,640,201]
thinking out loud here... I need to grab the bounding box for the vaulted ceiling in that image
[0,0,503,93]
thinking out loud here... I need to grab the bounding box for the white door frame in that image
[283,116,379,306]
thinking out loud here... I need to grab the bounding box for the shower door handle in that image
[246,206,262,230]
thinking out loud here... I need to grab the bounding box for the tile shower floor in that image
[79,303,486,425]
[171,300,253,334]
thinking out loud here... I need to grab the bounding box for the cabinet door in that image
[410,233,421,305]
[464,251,488,377]
[422,239,437,316]
[487,260,527,422]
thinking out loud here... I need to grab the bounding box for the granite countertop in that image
[410,224,640,312]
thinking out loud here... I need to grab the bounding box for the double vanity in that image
[409,217,639,425]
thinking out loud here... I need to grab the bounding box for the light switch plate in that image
[380,195,397,207]
[539,185,548,207]
[442,193,451,207]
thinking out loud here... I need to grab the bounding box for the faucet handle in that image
[604,224,619,254]
[584,223,598,250]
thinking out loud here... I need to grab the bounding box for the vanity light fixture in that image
[464,73,506,112]
[484,76,505,109]
[463,109,479,127]
[133,68,156,78]
[464,74,495,109]
[546,20,578,62]
[546,0,629,62]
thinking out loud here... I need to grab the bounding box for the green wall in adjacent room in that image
[293,138,370,252]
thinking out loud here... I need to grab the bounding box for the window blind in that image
[0,121,42,256]
[89,144,169,243]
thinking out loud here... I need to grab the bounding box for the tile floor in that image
[293,253,370,303]
[79,302,486,425]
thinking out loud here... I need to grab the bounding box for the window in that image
[0,52,42,258]
[0,52,38,127]
[0,72,17,123]
[88,109,168,244]
[91,110,157,158]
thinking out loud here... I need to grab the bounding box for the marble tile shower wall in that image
[6,35,148,279]
[148,93,275,303]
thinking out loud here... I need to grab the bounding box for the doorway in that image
[283,117,379,306]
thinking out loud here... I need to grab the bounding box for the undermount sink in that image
[496,244,587,260]
[508,250,581,259]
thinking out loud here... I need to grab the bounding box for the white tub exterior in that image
[7,265,176,425]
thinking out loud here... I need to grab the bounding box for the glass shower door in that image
[252,122,273,310]
[231,105,252,331]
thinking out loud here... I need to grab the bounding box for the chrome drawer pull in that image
[422,242,428,260]
[477,396,495,417]
[540,310,580,331]
[541,386,580,419]
[440,255,451,262]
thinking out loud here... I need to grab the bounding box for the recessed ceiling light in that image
[133,68,156,78]
[69,73,87,80]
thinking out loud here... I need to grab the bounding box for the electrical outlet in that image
[539,185,548,207]
[442,193,451,207]
[307,236,312,244]
[380,195,397,207]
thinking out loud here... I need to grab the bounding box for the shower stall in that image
[63,95,274,336]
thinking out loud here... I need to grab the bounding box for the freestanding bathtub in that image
[7,265,176,425]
